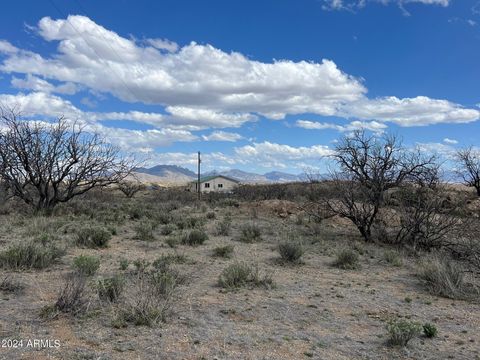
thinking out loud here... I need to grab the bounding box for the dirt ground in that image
[0,192,478,360]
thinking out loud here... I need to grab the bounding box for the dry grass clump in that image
[238,223,263,243]
[278,240,304,264]
[332,248,360,270]
[215,215,232,236]
[134,221,157,241]
[181,229,208,246]
[96,275,125,302]
[0,241,65,270]
[212,245,234,258]
[42,272,88,318]
[0,275,24,293]
[416,256,477,300]
[75,226,112,248]
[218,262,275,290]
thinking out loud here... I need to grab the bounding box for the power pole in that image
[197,151,201,200]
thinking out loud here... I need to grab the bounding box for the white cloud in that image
[234,141,334,168]
[145,38,179,52]
[11,74,78,95]
[341,96,480,126]
[443,137,458,144]
[0,15,366,120]
[296,119,387,132]
[0,16,475,128]
[201,131,243,142]
[323,0,449,11]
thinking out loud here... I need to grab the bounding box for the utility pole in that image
[197,151,201,200]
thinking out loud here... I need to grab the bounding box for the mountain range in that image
[133,165,306,184]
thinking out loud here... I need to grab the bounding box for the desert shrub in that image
[165,236,180,248]
[386,319,422,346]
[0,242,64,270]
[119,265,182,326]
[181,229,208,246]
[72,255,100,276]
[215,215,232,236]
[133,259,150,273]
[416,257,474,299]
[53,272,88,316]
[0,276,23,293]
[175,216,204,230]
[333,248,359,270]
[119,258,129,270]
[206,211,216,220]
[75,226,111,248]
[212,245,234,258]
[278,241,304,264]
[134,221,157,241]
[383,250,403,267]
[161,224,175,236]
[238,223,262,243]
[218,262,275,290]
[156,212,172,225]
[423,323,438,338]
[97,275,124,302]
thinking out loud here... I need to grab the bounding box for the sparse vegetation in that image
[72,255,100,276]
[333,248,359,270]
[134,221,157,241]
[238,223,262,243]
[96,275,124,302]
[386,319,422,346]
[181,229,208,246]
[52,272,88,316]
[75,226,112,248]
[278,240,304,264]
[423,323,438,338]
[218,262,275,290]
[0,241,64,270]
[215,215,232,236]
[212,244,234,258]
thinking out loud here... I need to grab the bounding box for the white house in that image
[189,175,239,193]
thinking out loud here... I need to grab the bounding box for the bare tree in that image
[456,147,480,196]
[118,180,144,198]
[325,130,436,242]
[0,108,135,212]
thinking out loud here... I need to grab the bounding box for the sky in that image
[0,0,478,174]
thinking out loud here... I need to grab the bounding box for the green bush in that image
[72,255,100,276]
[238,224,262,243]
[134,221,157,241]
[97,275,124,302]
[75,226,111,248]
[181,229,208,246]
[386,319,422,346]
[119,258,129,270]
[423,323,438,338]
[333,248,359,270]
[212,245,234,258]
[218,262,275,290]
[0,242,64,270]
[165,236,180,248]
[278,241,304,264]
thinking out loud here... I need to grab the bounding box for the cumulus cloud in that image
[11,74,78,95]
[145,38,179,52]
[201,131,243,142]
[443,138,458,144]
[234,141,334,168]
[296,119,387,132]
[341,96,480,126]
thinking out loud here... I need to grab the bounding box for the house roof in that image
[197,175,240,183]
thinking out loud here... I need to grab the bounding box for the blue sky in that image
[0,0,479,173]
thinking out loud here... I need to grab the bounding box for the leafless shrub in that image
[394,186,460,251]
[118,180,144,198]
[456,147,480,196]
[0,108,136,212]
[54,272,88,315]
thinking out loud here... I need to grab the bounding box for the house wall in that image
[190,177,238,193]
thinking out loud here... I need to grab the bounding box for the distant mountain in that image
[134,165,306,184]
[133,165,196,185]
